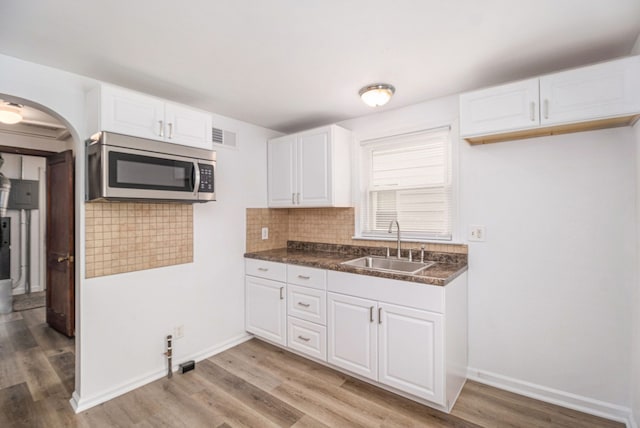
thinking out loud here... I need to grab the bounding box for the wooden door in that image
[378,303,444,405]
[245,276,286,346]
[46,150,75,337]
[327,292,378,381]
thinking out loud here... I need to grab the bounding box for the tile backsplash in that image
[246,207,467,254]
[85,202,193,278]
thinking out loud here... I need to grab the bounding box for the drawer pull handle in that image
[297,275,310,280]
[297,335,310,342]
[297,302,310,308]
[370,306,374,323]
[378,307,382,324]
[257,267,269,272]
[279,287,284,300]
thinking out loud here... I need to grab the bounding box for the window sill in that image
[352,235,463,245]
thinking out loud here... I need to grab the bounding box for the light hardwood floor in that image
[0,317,624,428]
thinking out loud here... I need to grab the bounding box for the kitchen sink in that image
[341,256,435,275]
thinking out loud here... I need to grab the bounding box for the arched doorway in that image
[0,97,78,403]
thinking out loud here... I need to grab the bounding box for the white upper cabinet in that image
[460,78,539,136]
[267,135,297,206]
[164,102,212,148]
[267,125,352,208]
[539,57,640,126]
[88,84,212,149]
[460,55,640,143]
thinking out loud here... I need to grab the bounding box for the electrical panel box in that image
[8,179,39,210]
[0,217,10,280]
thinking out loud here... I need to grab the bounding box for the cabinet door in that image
[267,136,297,207]
[298,128,332,206]
[460,78,539,137]
[164,103,212,149]
[101,86,165,141]
[327,292,377,380]
[540,56,640,126]
[245,276,286,346]
[378,303,444,405]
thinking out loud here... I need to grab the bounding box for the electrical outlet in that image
[174,325,184,339]
[261,227,269,240]
[469,225,486,242]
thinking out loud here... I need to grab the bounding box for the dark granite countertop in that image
[244,242,468,287]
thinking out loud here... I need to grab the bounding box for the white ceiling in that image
[0,1,639,133]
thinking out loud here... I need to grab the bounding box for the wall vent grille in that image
[212,127,237,148]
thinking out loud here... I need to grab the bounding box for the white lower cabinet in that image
[327,293,444,404]
[378,303,444,404]
[245,258,467,412]
[327,293,378,380]
[245,275,286,346]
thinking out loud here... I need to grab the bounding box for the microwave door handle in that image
[192,162,201,195]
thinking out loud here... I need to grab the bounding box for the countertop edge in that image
[244,251,468,287]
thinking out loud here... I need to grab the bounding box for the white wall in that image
[0,152,46,294]
[460,128,635,418]
[341,95,636,421]
[632,119,640,428]
[0,53,279,411]
[79,115,276,406]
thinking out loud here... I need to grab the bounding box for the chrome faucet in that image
[388,220,401,259]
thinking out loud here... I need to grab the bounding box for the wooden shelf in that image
[464,115,640,145]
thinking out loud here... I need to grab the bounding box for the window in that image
[357,126,453,241]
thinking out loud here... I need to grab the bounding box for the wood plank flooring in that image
[0,319,624,428]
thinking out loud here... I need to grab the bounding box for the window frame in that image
[353,121,460,243]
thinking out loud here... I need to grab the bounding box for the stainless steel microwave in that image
[86,132,216,203]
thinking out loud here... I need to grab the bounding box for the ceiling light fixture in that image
[359,83,395,107]
[0,103,23,125]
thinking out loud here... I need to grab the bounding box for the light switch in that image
[261,227,269,240]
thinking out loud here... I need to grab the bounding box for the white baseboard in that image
[69,333,252,414]
[467,367,633,427]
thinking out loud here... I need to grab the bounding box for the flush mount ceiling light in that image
[359,83,395,107]
[0,103,23,125]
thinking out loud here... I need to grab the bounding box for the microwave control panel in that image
[198,164,215,193]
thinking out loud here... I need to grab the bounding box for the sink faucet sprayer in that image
[388,220,401,259]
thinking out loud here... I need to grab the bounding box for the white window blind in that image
[359,127,453,240]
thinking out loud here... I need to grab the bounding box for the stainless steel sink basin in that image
[341,256,435,275]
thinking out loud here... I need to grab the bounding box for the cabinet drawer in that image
[287,265,326,289]
[287,284,326,325]
[287,317,327,361]
[245,259,286,282]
